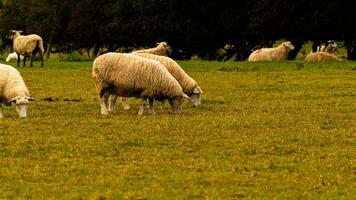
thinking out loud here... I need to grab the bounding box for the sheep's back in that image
[93,53,182,98]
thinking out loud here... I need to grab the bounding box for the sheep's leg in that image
[23,56,26,67]
[161,100,166,113]
[108,94,117,112]
[29,53,34,67]
[138,98,147,115]
[17,54,20,68]
[99,91,110,115]
[149,98,156,114]
[121,97,130,110]
[0,104,3,118]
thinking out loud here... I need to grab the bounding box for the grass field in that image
[0,60,355,199]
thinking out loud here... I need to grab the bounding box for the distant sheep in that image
[132,42,170,56]
[0,63,35,118]
[9,30,44,67]
[319,41,337,53]
[109,52,203,111]
[92,53,189,115]
[304,51,339,62]
[248,41,295,61]
[6,52,24,62]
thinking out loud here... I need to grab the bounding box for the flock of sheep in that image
[247,41,339,61]
[0,30,341,118]
[0,30,203,118]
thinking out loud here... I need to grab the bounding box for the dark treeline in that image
[0,0,355,60]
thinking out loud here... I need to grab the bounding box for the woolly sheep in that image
[248,41,295,61]
[132,42,170,56]
[109,52,203,111]
[6,52,24,62]
[0,63,35,118]
[304,51,339,62]
[92,53,189,115]
[9,30,44,67]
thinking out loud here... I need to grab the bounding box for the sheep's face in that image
[283,42,295,51]
[189,86,203,107]
[8,96,35,118]
[8,30,22,40]
[168,94,190,113]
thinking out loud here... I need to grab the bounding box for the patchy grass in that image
[0,60,355,199]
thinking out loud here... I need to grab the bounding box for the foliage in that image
[0,0,355,59]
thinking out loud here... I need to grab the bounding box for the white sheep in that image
[9,30,45,67]
[304,51,339,62]
[132,42,170,56]
[248,41,295,61]
[92,53,189,115]
[0,63,35,118]
[6,52,24,62]
[109,52,203,111]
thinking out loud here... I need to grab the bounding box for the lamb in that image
[6,52,24,62]
[9,30,44,67]
[248,41,295,61]
[0,63,35,118]
[92,52,189,115]
[109,52,203,111]
[304,51,339,62]
[132,42,170,57]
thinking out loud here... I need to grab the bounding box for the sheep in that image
[248,41,295,61]
[132,42,170,57]
[304,51,339,62]
[9,30,44,67]
[0,63,35,118]
[6,52,24,62]
[92,52,189,115]
[319,41,337,53]
[110,52,203,111]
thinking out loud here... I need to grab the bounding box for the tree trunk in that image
[44,43,51,60]
[345,41,356,60]
[288,40,304,60]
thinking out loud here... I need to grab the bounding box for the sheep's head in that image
[189,86,203,107]
[168,93,190,113]
[282,42,295,51]
[156,41,172,55]
[8,30,22,40]
[7,96,35,118]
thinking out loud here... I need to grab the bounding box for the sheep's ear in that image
[17,30,23,33]
[7,97,17,104]
[193,87,202,94]
[182,93,190,99]
[26,96,36,101]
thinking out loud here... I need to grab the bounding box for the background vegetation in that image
[0,60,355,199]
[0,0,355,60]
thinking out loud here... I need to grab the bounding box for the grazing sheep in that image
[248,41,295,61]
[132,42,170,56]
[0,63,35,118]
[6,52,24,62]
[109,52,203,111]
[92,53,189,115]
[9,30,44,67]
[304,51,339,62]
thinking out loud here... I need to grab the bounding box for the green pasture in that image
[0,60,355,199]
